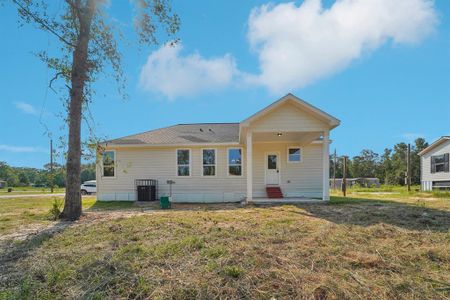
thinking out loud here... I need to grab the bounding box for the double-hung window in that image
[177,149,191,176]
[103,150,115,177]
[202,149,216,176]
[287,147,301,163]
[228,148,242,176]
[431,154,449,173]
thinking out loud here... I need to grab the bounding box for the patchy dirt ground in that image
[1,195,449,299]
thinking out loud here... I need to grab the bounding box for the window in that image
[228,148,242,176]
[202,149,216,176]
[103,151,115,177]
[431,154,449,173]
[177,149,190,176]
[287,147,301,163]
[267,154,277,169]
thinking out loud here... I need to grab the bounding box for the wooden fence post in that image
[342,156,347,197]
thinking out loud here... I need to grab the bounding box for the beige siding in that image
[250,102,328,132]
[97,99,331,202]
[421,140,450,190]
[97,142,324,201]
[97,146,247,202]
[252,143,323,198]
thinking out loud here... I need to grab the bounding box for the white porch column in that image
[322,131,330,201]
[246,131,253,203]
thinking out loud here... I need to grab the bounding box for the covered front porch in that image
[244,130,331,203]
[239,94,339,204]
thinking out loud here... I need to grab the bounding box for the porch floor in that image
[248,197,324,204]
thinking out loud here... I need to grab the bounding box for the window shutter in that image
[431,157,436,174]
[445,153,450,173]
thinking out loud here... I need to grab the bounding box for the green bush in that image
[48,199,62,220]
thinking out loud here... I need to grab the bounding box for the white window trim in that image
[227,147,244,177]
[287,146,303,164]
[432,155,446,173]
[176,149,192,177]
[201,148,217,177]
[102,150,116,179]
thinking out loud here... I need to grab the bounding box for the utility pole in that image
[342,156,348,197]
[50,139,54,193]
[407,143,411,192]
[333,149,337,190]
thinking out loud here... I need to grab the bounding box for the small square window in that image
[288,148,301,163]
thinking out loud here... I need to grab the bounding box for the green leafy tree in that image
[11,0,180,220]
[379,148,395,184]
[81,163,96,182]
[18,172,30,186]
[411,138,429,184]
[390,143,408,185]
[350,149,380,178]
[0,162,11,182]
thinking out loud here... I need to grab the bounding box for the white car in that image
[81,180,96,195]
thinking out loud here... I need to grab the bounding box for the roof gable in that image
[240,93,340,129]
[418,136,450,156]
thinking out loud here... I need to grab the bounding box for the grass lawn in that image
[0,192,449,299]
[0,187,66,195]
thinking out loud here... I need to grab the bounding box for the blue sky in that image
[1,0,449,168]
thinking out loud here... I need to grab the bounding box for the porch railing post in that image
[323,131,330,201]
[246,131,253,203]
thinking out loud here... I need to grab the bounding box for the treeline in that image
[331,138,429,185]
[0,162,96,187]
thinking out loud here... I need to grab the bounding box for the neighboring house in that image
[0,180,6,189]
[96,94,340,203]
[330,178,380,189]
[419,136,450,191]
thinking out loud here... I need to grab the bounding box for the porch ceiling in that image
[252,131,322,144]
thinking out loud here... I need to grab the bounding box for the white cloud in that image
[15,101,40,115]
[139,0,437,98]
[139,43,238,99]
[247,0,438,92]
[0,144,47,153]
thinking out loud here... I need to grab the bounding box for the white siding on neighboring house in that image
[421,139,450,191]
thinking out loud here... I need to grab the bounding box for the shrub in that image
[48,199,62,220]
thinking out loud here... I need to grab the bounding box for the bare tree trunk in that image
[61,0,96,220]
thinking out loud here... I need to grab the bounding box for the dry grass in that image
[0,194,449,299]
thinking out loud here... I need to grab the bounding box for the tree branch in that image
[49,71,64,93]
[12,0,76,48]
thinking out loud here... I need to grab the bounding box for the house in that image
[419,136,450,191]
[0,180,6,189]
[96,94,340,203]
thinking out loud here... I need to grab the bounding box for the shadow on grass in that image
[85,197,450,234]
[0,221,73,286]
[281,196,450,233]
[85,201,136,211]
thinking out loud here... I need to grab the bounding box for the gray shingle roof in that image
[106,123,240,145]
